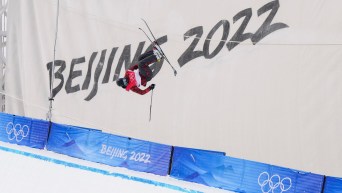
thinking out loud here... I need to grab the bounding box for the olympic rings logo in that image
[5,122,30,142]
[258,172,292,193]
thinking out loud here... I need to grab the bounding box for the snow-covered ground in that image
[0,141,232,193]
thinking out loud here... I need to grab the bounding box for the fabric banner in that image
[0,112,49,149]
[46,123,172,176]
[323,177,342,193]
[171,147,324,192]
[6,0,342,177]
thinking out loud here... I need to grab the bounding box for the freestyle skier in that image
[116,42,163,95]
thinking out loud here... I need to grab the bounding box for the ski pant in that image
[138,50,157,81]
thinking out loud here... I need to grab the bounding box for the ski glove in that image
[150,84,155,90]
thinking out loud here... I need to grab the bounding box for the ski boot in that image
[152,41,164,62]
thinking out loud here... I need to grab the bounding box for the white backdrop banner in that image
[6,0,342,176]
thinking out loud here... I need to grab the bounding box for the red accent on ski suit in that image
[124,65,151,95]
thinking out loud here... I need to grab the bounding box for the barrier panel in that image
[324,176,342,193]
[0,112,49,149]
[46,123,172,176]
[170,147,324,193]
[170,146,226,179]
[1,112,339,192]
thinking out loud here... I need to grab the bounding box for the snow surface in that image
[0,141,233,193]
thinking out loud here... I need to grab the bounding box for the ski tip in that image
[174,70,177,76]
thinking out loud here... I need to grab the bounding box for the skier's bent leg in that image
[138,54,157,68]
[139,64,153,81]
[138,55,155,82]
[138,50,154,61]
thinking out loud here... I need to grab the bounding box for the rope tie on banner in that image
[47,0,60,122]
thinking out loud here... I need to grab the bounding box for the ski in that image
[139,18,177,76]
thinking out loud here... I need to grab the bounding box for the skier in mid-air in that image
[116,42,163,95]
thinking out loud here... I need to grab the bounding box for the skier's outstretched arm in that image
[131,84,155,95]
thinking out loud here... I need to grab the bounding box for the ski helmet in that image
[116,78,128,88]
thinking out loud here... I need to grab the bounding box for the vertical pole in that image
[0,0,7,112]
[47,0,60,121]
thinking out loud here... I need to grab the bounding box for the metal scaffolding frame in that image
[0,0,7,112]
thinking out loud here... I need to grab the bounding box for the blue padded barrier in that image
[46,122,172,176]
[0,112,49,149]
[170,147,324,193]
[173,146,226,156]
[170,146,226,181]
[324,176,342,193]
[0,112,337,192]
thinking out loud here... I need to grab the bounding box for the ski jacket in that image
[124,64,151,95]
